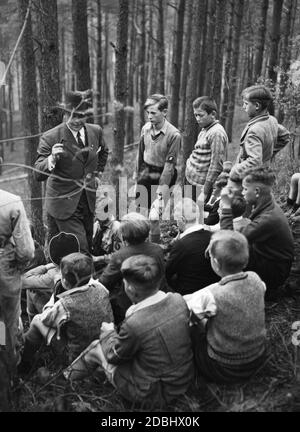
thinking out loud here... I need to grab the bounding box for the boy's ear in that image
[255,101,261,111]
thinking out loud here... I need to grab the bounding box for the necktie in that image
[77,131,85,148]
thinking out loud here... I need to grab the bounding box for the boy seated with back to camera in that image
[63,254,194,408]
[184,230,267,384]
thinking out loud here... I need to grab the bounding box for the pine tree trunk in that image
[197,0,208,96]
[104,12,110,124]
[36,0,61,132]
[254,0,269,81]
[180,0,193,129]
[96,0,103,126]
[112,0,128,218]
[71,0,91,91]
[220,1,234,126]
[225,0,244,142]
[212,0,226,108]
[277,0,296,123]
[169,0,185,127]
[19,0,44,243]
[157,0,165,94]
[126,0,137,146]
[182,1,204,177]
[203,0,217,96]
[139,0,146,129]
[268,0,284,83]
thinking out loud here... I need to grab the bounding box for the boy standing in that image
[184,230,266,383]
[64,254,194,408]
[230,85,290,184]
[185,96,228,202]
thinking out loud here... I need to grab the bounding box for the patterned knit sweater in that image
[185,271,266,365]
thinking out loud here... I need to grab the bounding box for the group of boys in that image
[1,84,296,410]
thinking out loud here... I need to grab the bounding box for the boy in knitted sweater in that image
[63,254,194,407]
[185,96,228,203]
[184,230,266,383]
[18,253,113,374]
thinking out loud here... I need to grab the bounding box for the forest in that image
[0,0,300,414]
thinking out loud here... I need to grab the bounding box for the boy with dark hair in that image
[230,85,290,185]
[185,230,266,383]
[185,96,228,203]
[18,253,113,374]
[220,167,294,300]
[63,254,194,408]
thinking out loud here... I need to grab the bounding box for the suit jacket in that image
[34,123,108,220]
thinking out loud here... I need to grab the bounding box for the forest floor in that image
[1,109,300,412]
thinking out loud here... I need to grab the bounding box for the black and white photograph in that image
[0,0,300,418]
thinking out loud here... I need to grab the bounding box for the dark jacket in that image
[220,196,294,292]
[34,123,108,220]
[166,228,219,295]
[100,292,194,405]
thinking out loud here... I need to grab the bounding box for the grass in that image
[2,108,300,412]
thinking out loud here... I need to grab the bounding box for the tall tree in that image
[268,0,284,83]
[225,0,244,141]
[72,0,91,91]
[111,0,128,216]
[126,0,137,145]
[277,0,297,122]
[138,0,146,129]
[35,0,61,132]
[96,0,103,126]
[169,0,185,127]
[220,2,234,125]
[180,0,193,128]
[157,0,165,94]
[182,0,203,176]
[203,0,217,96]
[212,0,226,107]
[254,0,269,81]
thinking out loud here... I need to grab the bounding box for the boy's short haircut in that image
[193,96,218,114]
[119,212,150,245]
[121,254,162,292]
[242,85,273,111]
[243,167,276,187]
[174,197,199,223]
[60,252,93,288]
[209,230,249,273]
[231,193,246,218]
[144,94,168,111]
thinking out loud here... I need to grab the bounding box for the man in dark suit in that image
[34,90,109,253]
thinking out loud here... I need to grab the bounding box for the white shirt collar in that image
[180,224,204,239]
[125,290,168,318]
[66,124,85,143]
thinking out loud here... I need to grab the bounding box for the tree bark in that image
[71,0,91,91]
[139,0,146,129]
[212,0,226,107]
[169,0,185,127]
[254,0,269,81]
[96,0,103,126]
[157,0,165,94]
[180,0,193,129]
[268,0,284,83]
[225,0,244,142]
[182,0,204,177]
[111,0,128,217]
[35,0,61,132]
[203,0,217,96]
[126,0,137,145]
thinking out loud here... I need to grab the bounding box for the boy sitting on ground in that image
[184,230,267,383]
[63,254,194,408]
[18,253,113,374]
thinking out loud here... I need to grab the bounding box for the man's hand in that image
[220,186,234,208]
[51,143,65,162]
